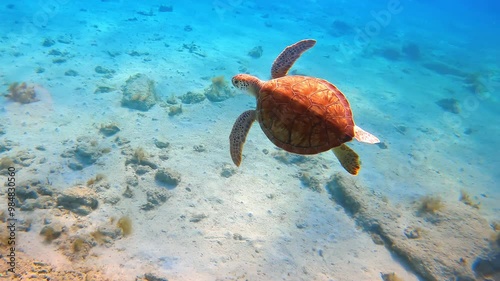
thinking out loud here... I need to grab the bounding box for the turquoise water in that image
[0,1,499,280]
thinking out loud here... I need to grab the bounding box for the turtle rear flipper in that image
[333,144,360,175]
[354,125,380,144]
[230,110,256,166]
[271,39,316,79]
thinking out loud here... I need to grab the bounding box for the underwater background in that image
[0,0,499,280]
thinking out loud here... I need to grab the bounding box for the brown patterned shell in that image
[257,75,355,155]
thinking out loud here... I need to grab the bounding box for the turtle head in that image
[232,74,262,97]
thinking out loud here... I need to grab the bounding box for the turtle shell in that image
[257,75,355,155]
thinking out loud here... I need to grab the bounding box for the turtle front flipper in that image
[230,110,257,166]
[271,39,317,79]
[332,144,361,175]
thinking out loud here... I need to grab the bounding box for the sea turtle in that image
[230,39,380,175]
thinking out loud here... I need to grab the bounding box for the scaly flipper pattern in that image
[229,110,256,166]
[332,144,360,175]
[271,39,316,79]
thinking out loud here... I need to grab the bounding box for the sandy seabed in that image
[0,1,499,280]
